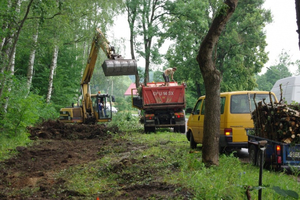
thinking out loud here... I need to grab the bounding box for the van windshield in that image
[230,93,276,114]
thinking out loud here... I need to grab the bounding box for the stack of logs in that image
[251,92,300,144]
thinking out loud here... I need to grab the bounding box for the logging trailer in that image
[248,92,300,170]
[248,133,300,170]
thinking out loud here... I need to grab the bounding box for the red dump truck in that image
[132,82,186,133]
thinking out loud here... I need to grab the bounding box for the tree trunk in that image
[0,0,33,103]
[46,45,59,103]
[196,0,238,166]
[26,27,39,95]
[296,0,300,50]
[0,37,5,51]
[130,25,140,87]
[7,0,34,73]
[3,49,16,112]
[126,0,140,87]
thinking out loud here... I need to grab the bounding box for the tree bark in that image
[295,0,300,50]
[26,27,39,95]
[7,0,34,73]
[46,45,59,103]
[196,0,238,166]
[126,0,140,87]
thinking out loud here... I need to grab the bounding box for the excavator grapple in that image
[102,59,137,76]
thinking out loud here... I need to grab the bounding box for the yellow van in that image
[186,91,277,152]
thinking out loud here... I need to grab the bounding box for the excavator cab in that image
[92,93,115,122]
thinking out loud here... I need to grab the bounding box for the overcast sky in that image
[110,1,300,74]
[263,0,299,74]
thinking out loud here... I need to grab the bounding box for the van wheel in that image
[190,133,197,149]
[249,145,257,166]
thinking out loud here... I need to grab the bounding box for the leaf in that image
[272,186,299,199]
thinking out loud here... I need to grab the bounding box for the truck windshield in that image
[230,93,276,114]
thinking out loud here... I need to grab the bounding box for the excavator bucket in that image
[102,59,137,76]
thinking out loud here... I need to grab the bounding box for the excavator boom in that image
[59,29,137,124]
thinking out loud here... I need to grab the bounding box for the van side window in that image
[231,95,250,113]
[250,93,277,112]
[231,93,277,113]
[193,99,202,115]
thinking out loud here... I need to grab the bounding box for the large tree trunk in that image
[296,0,300,50]
[46,45,59,103]
[196,0,238,166]
[26,27,39,95]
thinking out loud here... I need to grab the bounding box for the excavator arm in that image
[59,28,137,124]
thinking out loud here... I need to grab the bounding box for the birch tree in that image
[0,0,34,107]
[46,44,59,103]
[26,26,39,95]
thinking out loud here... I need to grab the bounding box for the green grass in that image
[0,132,32,161]
[57,129,300,199]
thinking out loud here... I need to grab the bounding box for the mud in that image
[0,120,191,199]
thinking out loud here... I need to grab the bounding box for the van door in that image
[200,98,225,143]
[199,100,205,143]
[219,96,226,136]
[189,99,203,143]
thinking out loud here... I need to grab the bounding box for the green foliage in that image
[0,77,58,160]
[256,51,293,91]
[164,0,271,100]
[0,131,31,161]
[114,96,132,111]
[108,111,142,132]
[126,0,168,84]
[0,78,58,138]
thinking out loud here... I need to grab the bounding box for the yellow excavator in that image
[59,28,137,124]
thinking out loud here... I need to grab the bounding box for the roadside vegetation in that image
[53,113,299,199]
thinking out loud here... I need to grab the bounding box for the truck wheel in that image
[174,127,179,132]
[144,126,155,133]
[150,127,156,133]
[144,126,150,133]
[180,125,186,133]
[249,145,257,166]
[190,133,197,149]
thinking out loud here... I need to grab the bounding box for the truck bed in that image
[142,82,185,109]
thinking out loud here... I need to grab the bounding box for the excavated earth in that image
[0,120,191,200]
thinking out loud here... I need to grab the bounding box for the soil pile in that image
[0,120,119,199]
[27,119,119,140]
